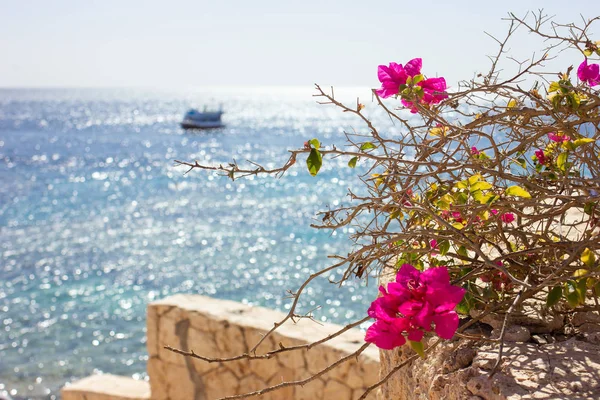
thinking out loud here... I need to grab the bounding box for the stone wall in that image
[63,294,379,400]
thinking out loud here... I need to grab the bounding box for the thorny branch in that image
[167,12,600,399]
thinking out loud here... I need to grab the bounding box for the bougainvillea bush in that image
[174,12,600,399]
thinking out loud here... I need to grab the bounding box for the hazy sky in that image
[1,0,598,88]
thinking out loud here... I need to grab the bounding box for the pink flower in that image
[471,147,480,155]
[401,76,449,113]
[376,59,447,113]
[375,58,422,98]
[534,149,547,165]
[500,213,515,224]
[365,264,465,350]
[548,132,570,143]
[430,239,439,256]
[451,211,463,223]
[490,209,499,216]
[578,59,600,87]
[419,77,448,104]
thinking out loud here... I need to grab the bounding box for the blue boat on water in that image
[180,107,224,129]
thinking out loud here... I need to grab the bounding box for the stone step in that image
[62,374,150,400]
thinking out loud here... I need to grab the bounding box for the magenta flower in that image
[401,76,449,113]
[471,147,480,155]
[419,77,448,104]
[400,99,420,113]
[534,149,547,165]
[376,58,422,98]
[365,264,465,350]
[430,239,439,256]
[490,209,499,216]
[376,58,447,113]
[548,132,570,143]
[500,213,515,224]
[578,59,600,87]
[451,211,463,223]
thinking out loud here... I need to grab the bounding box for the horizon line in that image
[0,84,376,90]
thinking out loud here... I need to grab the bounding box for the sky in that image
[0,0,598,88]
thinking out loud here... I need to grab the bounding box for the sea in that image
[0,87,404,399]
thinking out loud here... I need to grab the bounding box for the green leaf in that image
[581,248,596,269]
[467,174,481,185]
[470,181,493,192]
[409,340,426,359]
[436,199,451,210]
[471,190,484,203]
[360,142,376,151]
[547,286,562,307]
[457,245,468,258]
[348,156,358,168]
[565,281,581,307]
[566,290,580,307]
[584,49,593,57]
[584,202,596,215]
[573,269,588,279]
[557,152,568,172]
[456,292,473,314]
[413,86,424,99]
[389,209,403,220]
[412,74,424,85]
[548,81,561,93]
[438,240,450,256]
[452,222,465,230]
[577,278,588,304]
[515,158,527,169]
[572,138,594,148]
[456,179,469,189]
[485,194,499,205]
[505,186,531,198]
[306,148,323,176]
[309,138,320,149]
[594,281,600,297]
[568,92,581,110]
[456,192,469,205]
[472,191,494,205]
[563,141,576,151]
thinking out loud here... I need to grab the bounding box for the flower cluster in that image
[365,264,465,350]
[375,59,422,98]
[365,52,598,353]
[578,59,600,86]
[491,209,515,224]
[548,132,571,143]
[376,58,448,113]
[534,149,547,165]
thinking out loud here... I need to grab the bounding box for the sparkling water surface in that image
[0,87,401,399]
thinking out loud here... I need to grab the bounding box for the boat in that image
[180,107,225,129]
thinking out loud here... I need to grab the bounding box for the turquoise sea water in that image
[0,87,403,399]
